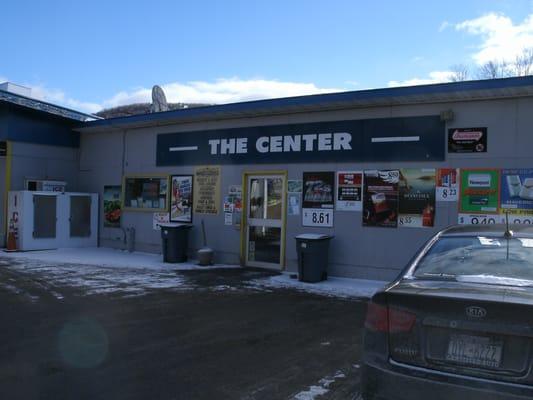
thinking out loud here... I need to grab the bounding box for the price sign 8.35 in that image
[302,208,334,227]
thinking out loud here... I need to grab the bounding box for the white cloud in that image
[439,21,450,32]
[344,80,359,87]
[30,84,102,114]
[456,12,533,64]
[387,70,454,87]
[101,78,343,110]
[4,78,343,114]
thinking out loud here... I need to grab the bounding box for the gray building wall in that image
[10,142,80,191]
[79,96,533,281]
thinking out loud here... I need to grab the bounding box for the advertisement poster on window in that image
[436,168,459,202]
[500,169,533,214]
[448,127,487,153]
[336,171,362,212]
[222,185,242,227]
[103,185,122,228]
[153,212,170,230]
[459,169,500,214]
[170,175,193,223]
[194,166,221,215]
[398,169,436,228]
[287,180,303,193]
[302,171,334,227]
[288,193,301,215]
[363,170,400,228]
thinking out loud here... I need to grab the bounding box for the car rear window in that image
[413,236,533,286]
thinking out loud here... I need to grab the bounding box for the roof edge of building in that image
[76,76,533,132]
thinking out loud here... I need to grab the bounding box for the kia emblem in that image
[466,306,487,318]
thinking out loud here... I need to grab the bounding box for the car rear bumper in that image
[362,359,533,400]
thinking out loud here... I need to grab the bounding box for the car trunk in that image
[385,280,533,384]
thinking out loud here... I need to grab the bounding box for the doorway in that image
[242,172,287,269]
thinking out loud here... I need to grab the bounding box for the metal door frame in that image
[240,171,287,270]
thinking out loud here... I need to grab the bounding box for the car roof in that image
[441,224,533,238]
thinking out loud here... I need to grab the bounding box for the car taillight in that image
[365,302,416,333]
[365,302,389,332]
[388,308,416,333]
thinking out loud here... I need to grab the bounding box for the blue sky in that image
[2,0,533,113]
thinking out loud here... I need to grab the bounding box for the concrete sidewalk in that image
[1,247,388,299]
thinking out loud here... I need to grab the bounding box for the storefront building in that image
[0,84,95,244]
[70,76,533,281]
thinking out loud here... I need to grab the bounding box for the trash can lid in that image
[159,223,193,229]
[295,233,332,240]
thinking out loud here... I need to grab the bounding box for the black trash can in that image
[160,223,192,263]
[295,234,333,283]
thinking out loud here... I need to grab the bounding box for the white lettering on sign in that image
[333,132,352,150]
[208,139,220,155]
[236,138,247,154]
[256,137,269,153]
[220,138,236,154]
[318,133,332,150]
[468,174,491,188]
[302,134,317,151]
[207,132,352,155]
[284,135,301,152]
[270,136,283,152]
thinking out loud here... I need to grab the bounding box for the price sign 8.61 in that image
[302,208,334,227]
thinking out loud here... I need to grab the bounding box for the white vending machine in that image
[7,191,99,251]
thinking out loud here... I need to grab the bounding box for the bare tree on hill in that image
[449,64,469,82]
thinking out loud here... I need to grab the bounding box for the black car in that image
[362,224,533,400]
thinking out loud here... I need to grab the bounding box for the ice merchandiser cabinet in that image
[7,191,99,251]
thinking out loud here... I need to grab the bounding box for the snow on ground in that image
[1,247,239,271]
[0,247,387,300]
[0,257,194,298]
[292,370,350,400]
[250,273,387,299]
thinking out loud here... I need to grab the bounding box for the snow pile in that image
[250,273,387,299]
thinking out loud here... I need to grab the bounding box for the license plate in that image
[446,334,503,368]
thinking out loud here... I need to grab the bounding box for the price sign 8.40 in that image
[302,208,334,227]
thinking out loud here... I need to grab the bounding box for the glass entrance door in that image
[245,174,286,269]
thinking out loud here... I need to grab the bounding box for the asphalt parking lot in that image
[0,258,366,400]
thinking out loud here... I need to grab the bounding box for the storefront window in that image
[123,176,168,211]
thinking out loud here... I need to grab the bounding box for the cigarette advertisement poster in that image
[500,169,533,215]
[436,168,459,202]
[170,175,193,223]
[193,166,221,215]
[302,171,334,227]
[459,169,500,214]
[448,127,487,153]
[363,170,399,228]
[398,169,436,228]
[336,171,362,211]
[103,185,122,228]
